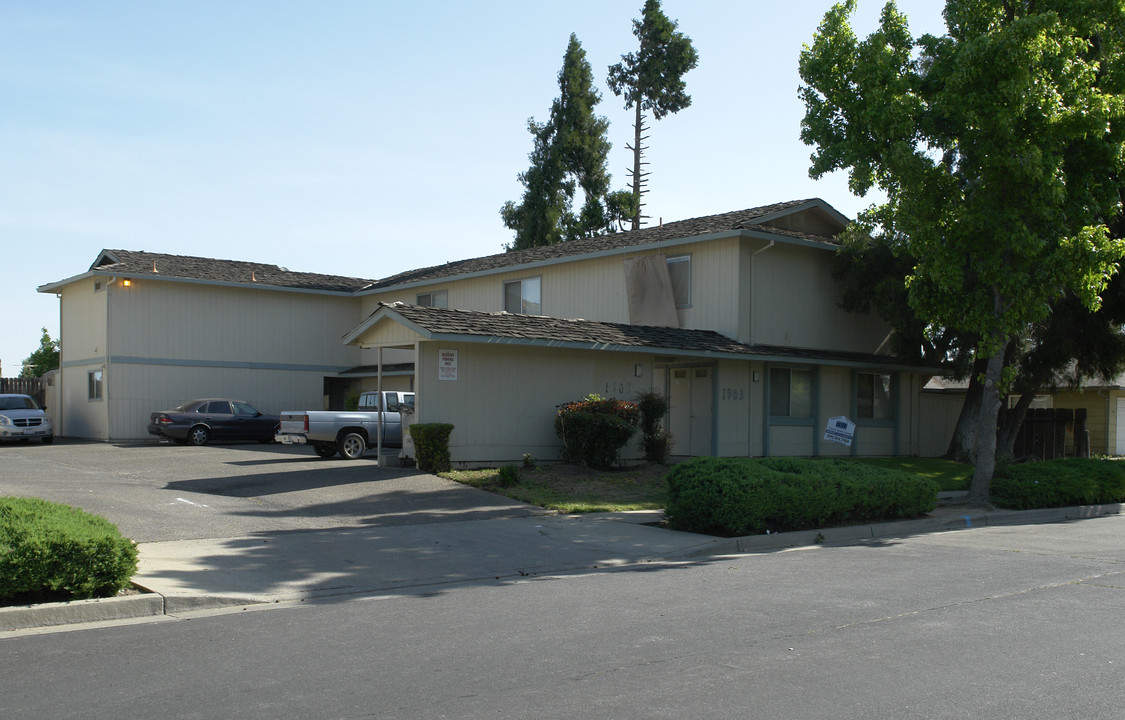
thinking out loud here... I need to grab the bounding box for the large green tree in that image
[502,34,633,250]
[608,0,698,231]
[20,328,59,378]
[800,0,1125,501]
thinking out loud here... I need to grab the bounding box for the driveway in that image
[0,438,548,543]
[3,439,717,622]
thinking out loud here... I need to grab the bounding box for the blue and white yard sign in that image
[824,416,856,446]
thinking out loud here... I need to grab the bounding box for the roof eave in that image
[40,268,361,297]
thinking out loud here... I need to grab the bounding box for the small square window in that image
[857,373,893,419]
[504,277,541,315]
[769,367,812,418]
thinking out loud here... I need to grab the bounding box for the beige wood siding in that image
[412,341,651,466]
[59,365,108,440]
[751,243,891,353]
[714,360,751,457]
[361,238,745,336]
[57,279,110,438]
[817,366,853,457]
[108,280,361,366]
[107,364,327,440]
[64,277,366,440]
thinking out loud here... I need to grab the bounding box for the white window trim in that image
[417,289,448,308]
[503,276,542,315]
[666,254,691,309]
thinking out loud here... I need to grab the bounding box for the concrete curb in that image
[0,592,165,631]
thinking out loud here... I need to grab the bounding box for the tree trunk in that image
[970,321,1007,504]
[943,355,987,462]
[630,103,643,231]
[997,389,1036,458]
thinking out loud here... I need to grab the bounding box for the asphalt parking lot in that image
[0,438,548,543]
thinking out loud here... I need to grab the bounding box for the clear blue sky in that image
[0,0,947,373]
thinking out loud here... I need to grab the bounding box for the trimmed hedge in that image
[991,458,1125,510]
[1,496,138,601]
[555,396,639,469]
[409,423,455,473]
[665,457,939,537]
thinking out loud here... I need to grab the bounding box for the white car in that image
[0,394,54,443]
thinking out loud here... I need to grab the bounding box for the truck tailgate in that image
[277,412,308,442]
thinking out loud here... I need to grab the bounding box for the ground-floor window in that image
[769,367,813,417]
[88,369,103,401]
[857,372,893,419]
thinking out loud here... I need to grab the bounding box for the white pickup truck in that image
[277,390,415,460]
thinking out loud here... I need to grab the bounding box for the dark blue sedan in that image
[148,398,280,446]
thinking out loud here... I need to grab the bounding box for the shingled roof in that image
[364,199,841,290]
[355,303,937,371]
[88,249,374,293]
[54,200,839,297]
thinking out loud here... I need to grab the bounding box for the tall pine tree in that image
[608,0,698,231]
[502,34,631,250]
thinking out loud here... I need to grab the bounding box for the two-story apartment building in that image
[38,198,940,464]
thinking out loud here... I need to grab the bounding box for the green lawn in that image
[855,457,972,492]
[442,456,974,513]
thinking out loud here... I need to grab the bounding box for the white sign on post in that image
[824,415,856,446]
[438,348,458,381]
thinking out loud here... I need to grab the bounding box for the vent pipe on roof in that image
[251,270,257,282]
[152,261,158,273]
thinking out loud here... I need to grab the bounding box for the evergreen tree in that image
[502,34,632,250]
[608,0,698,231]
[20,328,60,378]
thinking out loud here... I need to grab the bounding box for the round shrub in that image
[409,423,455,473]
[665,457,939,536]
[1,496,138,601]
[555,395,639,469]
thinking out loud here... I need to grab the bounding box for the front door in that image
[668,366,713,456]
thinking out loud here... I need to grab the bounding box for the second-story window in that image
[504,277,541,315]
[417,290,448,308]
[667,255,691,308]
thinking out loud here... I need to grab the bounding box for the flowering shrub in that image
[554,394,639,469]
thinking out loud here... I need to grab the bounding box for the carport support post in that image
[376,347,383,467]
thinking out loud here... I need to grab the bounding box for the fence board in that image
[0,377,46,405]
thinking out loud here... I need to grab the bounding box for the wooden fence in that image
[1011,407,1089,460]
[0,377,46,406]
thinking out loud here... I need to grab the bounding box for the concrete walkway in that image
[3,499,1121,632]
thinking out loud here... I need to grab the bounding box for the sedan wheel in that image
[337,432,366,460]
[188,425,211,446]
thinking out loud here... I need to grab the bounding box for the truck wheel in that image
[313,442,338,459]
[338,432,366,460]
